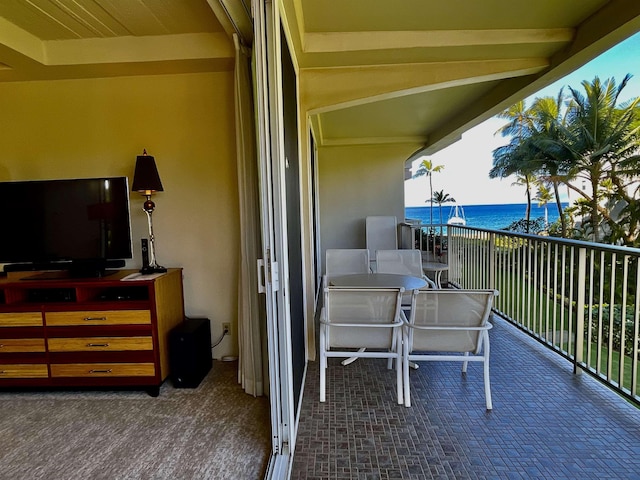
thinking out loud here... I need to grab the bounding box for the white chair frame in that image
[403,288,497,409]
[324,249,373,366]
[320,286,405,405]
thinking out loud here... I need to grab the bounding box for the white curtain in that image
[234,33,266,397]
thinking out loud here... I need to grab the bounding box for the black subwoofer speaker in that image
[169,318,212,388]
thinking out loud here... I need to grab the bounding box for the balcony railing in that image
[401,222,640,406]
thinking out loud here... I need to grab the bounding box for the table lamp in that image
[132,149,167,274]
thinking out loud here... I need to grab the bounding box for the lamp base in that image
[140,265,167,275]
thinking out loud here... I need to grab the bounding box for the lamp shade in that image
[132,152,164,193]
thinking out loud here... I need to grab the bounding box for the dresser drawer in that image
[46,310,151,326]
[50,363,155,377]
[0,364,49,378]
[48,337,153,352]
[0,338,46,353]
[0,312,43,327]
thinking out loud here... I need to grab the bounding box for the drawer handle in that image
[84,316,107,321]
[0,344,4,348]
[0,370,5,374]
[89,369,113,374]
[87,343,110,347]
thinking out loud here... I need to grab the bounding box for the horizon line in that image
[406,201,570,208]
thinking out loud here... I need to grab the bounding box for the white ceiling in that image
[0,1,639,157]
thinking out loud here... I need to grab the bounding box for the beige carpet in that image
[0,360,271,480]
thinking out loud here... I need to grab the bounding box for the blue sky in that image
[405,31,640,207]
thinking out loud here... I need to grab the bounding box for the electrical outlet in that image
[222,322,231,335]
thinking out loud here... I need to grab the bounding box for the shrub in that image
[587,304,639,358]
[503,217,546,234]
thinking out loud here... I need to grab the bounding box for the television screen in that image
[0,177,133,266]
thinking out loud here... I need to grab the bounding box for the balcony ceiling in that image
[0,0,240,81]
[282,0,640,155]
[0,1,639,156]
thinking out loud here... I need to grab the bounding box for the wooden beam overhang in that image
[304,28,574,53]
[301,57,549,114]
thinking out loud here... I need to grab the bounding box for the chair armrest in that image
[421,275,437,289]
[320,319,404,327]
[404,323,493,332]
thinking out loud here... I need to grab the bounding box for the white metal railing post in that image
[450,227,459,287]
[574,247,587,375]
[632,260,640,397]
[620,255,630,385]
[489,232,496,290]
[399,223,416,250]
[413,225,418,250]
[448,227,454,284]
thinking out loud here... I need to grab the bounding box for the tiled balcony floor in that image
[291,315,640,479]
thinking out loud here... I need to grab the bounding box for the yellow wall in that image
[317,143,418,272]
[0,72,239,359]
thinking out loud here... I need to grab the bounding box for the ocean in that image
[405,203,568,231]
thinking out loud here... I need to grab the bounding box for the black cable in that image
[211,330,228,349]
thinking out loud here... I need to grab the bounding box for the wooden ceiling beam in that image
[44,33,233,65]
[304,28,574,53]
[301,57,549,114]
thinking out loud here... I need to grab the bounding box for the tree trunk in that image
[429,174,434,227]
[591,173,600,243]
[552,181,566,237]
[525,179,532,233]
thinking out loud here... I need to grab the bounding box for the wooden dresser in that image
[0,268,184,396]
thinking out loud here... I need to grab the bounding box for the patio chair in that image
[403,288,498,409]
[319,286,405,404]
[324,249,370,289]
[376,249,437,309]
[366,216,397,269]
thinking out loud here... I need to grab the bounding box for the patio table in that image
[423,262,448,288]
[330,273,427,290]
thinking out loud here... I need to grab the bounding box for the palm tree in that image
[524,93,571,237]
[494,75,640,244]
[492,100,540,233]
[432,190,456,237]
[491,137,538,233]
[413,159,444,228]
[495,100,534,139]
[510,173,537,229]
[533,184,554,228]
[557,75,640,243]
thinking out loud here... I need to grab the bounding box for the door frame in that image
[253,0,299,477]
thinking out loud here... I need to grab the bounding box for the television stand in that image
[5,259,126,278]
[0,268,185,395]
[21,270,121,281]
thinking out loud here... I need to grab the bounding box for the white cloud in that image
[405,119,526,206]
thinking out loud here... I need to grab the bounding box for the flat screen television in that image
[0,177,133,278]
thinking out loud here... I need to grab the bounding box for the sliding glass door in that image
[253,0,305,477]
